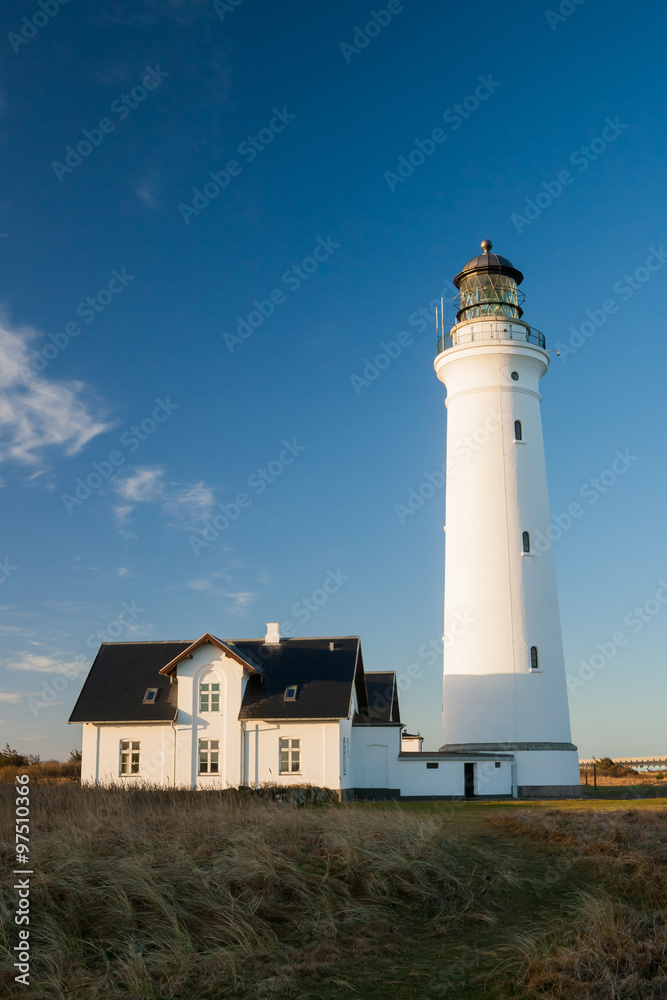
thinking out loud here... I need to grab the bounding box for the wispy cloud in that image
[114,467,216,532]
[0,692,22,703]
[117,467,165,503]
[136,181,160,210]
[185,571,255,613]
[0,318,110,465]
[6,653,78,674]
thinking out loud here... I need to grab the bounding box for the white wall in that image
[435,323,574,748]
[339,715,353,790]
[174,643,250,789]
[394,757,513,797]
[514,749,581,791]
[350,725,402,788]
[245,720,341,788]
[81,722,175,786]
[473,758,513,795]
[401,735,424,752]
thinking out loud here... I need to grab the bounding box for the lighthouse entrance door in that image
[464,763,475,798]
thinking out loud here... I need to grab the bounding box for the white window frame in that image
[200,680,220,713]
[198,738,220,775]
[279,737,301,774]
[120,739,141,776]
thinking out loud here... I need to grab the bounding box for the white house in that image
[69,623,517,799]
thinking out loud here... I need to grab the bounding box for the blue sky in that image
[1,0,666,760]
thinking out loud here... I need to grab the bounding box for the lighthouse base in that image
[438,742,582,798]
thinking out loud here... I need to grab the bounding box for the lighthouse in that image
[435,241,581,797]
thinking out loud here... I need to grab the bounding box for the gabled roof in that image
[365,671,400,723]
[158,633,262,676]
[237,637,365,721]
[68,642,189,724]
[68,634,390,726]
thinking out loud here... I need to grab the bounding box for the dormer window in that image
[143,688,158,704]
[283,685,298,701]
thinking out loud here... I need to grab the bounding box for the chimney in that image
[265,622,281,644]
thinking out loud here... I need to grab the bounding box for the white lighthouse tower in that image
[435,241,581,797]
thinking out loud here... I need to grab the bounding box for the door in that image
[366,744,389,788]
[464,762,475,798]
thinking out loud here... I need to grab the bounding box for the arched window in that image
[530,646,539,669]
[200,676,220,713]
[522,531,530,553]
[514,420,522,441]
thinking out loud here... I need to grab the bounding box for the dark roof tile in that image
[68,642,190,723]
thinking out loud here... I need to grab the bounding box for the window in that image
[511,371,519,381]
[199,739,219,774]
[283,685,298,701]
[530,646,539,670]
[514,420,522,441]
[342,735,348,775]
[120,740,140,775]
[495,762,501,769]
[279,737,301,774]
[200,681,220,713]
[426,762,439,769]
[522,531,531,553]
[143,688,158,704]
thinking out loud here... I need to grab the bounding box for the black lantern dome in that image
[453,240,524,322]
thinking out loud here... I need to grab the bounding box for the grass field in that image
[1,786,665,999]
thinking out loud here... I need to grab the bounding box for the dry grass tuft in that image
[0,785,520,999]
[492,808,667,999]
[0,761,80,784]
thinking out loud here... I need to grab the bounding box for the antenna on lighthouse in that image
[441,296,444,334]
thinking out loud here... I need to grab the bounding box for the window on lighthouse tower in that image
[514,420,522,441]
[530,647,539,670]
[522,531,531,553]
